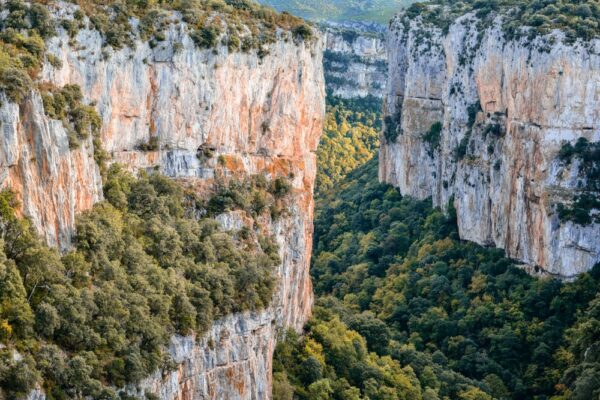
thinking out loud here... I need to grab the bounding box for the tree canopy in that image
[0,165,284,399]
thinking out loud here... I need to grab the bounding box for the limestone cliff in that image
[0,92,102,249]
[322,21,386,98]
[1,5,324,399]
[381,12,600,278]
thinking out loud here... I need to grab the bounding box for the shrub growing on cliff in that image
[0,64,32,104]
[384,114,401,144]
[0,167,280,397]
[136,135,160,151]
[41,84,102,149]
[402,0,600,44]
[556,138,600,225]
[422,121,442,157]
[0,1,54,104]
[191,25,221,48]
[293,24,313,41]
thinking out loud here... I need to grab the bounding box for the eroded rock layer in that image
[381,14,600,278]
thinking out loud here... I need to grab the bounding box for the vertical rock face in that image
[1,13,324,400]
[322,21,387,98]
[0,93,103,249]
[381,13,600,278]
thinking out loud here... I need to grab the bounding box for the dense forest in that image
[273,96,600,400]
[0,165,290,398]
[316,95,381,195]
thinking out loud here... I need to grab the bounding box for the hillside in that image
[257,0,416,23]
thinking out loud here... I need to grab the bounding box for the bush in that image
[454,132,471,160]
[422,121,442,157]
[0,66,32,103]
[293,24,313,41]
[559,141,576,163]
[136,136,159,151]
[384,114,400,143]
[0,352,40,399]
[191,26,221,49]
[41,84,101,149]
[556,138,600,225]
[270,177,292,198]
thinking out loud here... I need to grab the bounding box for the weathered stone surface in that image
[322,21,386,98]
[0,92,102,249]
[381,14,600,278]
[1,8,324,399]
[128,312,275,400]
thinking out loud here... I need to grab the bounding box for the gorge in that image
[1,0,600,399]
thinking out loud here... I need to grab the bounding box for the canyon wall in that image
[0,91,103,248]
[381,13,600,278]
[322,21,386,98]
[2,4,324,398]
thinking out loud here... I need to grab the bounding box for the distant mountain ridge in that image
[257,0,417,23]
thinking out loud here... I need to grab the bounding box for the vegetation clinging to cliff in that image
[60,0,314,51]
[0,0,54,103]
[556,138,600,225]
[0,166,280,399]
[0,1,108,173]
[402,0,600,43]
[422,121,442,157]
[0,0,314,106]
[41,84,102,149]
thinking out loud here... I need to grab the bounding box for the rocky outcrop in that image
[322,21,386,98]
[0,92,102,249]
[1,6,324,399]
[130,304,274,399]
[381,13,600,278]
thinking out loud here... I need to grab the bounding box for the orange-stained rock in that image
[0,92,102,249]
[2,7,324,399]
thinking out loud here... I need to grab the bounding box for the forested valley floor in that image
[273,96,600,400]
